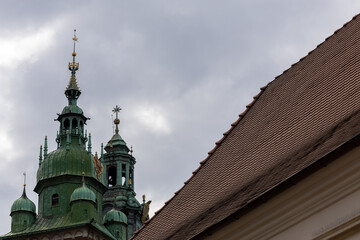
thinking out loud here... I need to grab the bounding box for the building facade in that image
[1,33,147,240]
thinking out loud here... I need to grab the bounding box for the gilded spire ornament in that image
[112,105,122,134]
[67,29,80,90]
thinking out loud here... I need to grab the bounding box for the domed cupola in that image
[103,196,128,240]
[10,184,36,233]
[70,173,97,204]
[11,188,36,214]
[104,106,130,154]
[36,30,103,184]
[70,173,97,223]
[104,208,128,225]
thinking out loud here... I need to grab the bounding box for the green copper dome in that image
[103,208,127,224]
[104,133,129,153]
[61,105,83,115]
[70,180,96,203]
[11,187,36,214]
[37,144,96,182]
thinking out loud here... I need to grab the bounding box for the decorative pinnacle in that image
[67,29,80,91]
[44,136,48,158]
[81,171,86,187]
[112,105,122,134]
[130,145,133,156]
[39,145,43,166]
[88,133,92,154]
[101,143,104,160]
[23,172,26,187]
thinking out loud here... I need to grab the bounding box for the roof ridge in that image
[270,13,360,84]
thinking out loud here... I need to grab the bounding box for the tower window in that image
[122,165,126,186]
[52,194,59,206]
[72,119,78,130]
[64,119,70,131]
[108,165,117,187]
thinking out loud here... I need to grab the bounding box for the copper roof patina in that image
[36,144,95,182]
[10,187,36,215]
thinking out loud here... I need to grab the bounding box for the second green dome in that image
[70,181,96,203]
[11,187,36,214]
[104,208,127,224]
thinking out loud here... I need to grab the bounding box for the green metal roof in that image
[10,187,36,214]
[104,133,129,153]
[37,144,95,182]
[61,105,84,114]
[1,212,115,240]
[104,208,127,224]
[70,180,97,203]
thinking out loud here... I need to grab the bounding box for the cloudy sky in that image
[0,0,359,234]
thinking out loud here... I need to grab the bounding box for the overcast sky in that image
[0,0,359,234]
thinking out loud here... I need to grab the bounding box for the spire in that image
[112,105,121,134]
[104,106,129,153]
[39,145,43,166]
[65,29,81,106]
[100,143,104,160]
[22,172,27,198]
[82,171,86,187]
[88,133,92,154]
[44,136,48,158]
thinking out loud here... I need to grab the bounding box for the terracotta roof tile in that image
[132,14,360,240]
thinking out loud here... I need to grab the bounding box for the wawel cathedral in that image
[1,32,150,240]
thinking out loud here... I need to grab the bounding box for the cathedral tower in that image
[101,106,144,239]
[1,31,146,240]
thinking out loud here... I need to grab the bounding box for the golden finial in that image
[129,178,132,185]
[142,194,146,201]
[82,171,85,176]
[72,29,78,42]
[68,29,79,77]
[72,29,78,56]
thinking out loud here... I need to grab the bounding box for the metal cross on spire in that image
[112,105,122,134]
[72,29,78,53]
[112,105,122,119]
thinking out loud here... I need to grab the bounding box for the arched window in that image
[129,169,133,186]
[64,119,70,131]
[72,118,78,129]
[122,165,126,186]
[108,165,117,187]
[52,194,59,206]
[79,121,84,133]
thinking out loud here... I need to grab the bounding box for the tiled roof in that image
[132,14,360,240]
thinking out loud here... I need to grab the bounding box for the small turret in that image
[104,195,127,240]
[70,172,97,222]
[10,178,36,233]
